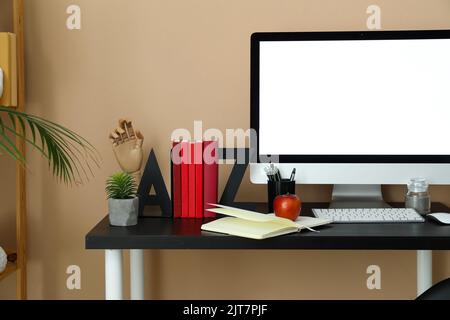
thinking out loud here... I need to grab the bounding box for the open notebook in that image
[201,204,332,240]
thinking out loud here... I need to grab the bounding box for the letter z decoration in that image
[219,148,256,211]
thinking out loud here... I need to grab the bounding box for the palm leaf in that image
[0,106,100,185]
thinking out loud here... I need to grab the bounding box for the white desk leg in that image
[417,250,432,296]
[105,249,123,300]
[130,249,145,300]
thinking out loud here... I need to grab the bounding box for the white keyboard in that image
[312,208,425,223]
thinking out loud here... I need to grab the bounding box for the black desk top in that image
[85,203,450,250]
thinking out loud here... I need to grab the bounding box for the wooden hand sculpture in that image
[109,119,144,183]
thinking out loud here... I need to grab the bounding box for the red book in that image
[203,141,218,218]
[194,141,203,218]
[171,141,182,218]
[188,142,196,218]
[180,141,189,218]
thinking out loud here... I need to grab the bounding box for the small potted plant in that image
[106,172,139,226]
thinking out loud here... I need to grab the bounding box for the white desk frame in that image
[104,249,432,300]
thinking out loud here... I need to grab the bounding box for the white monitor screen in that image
[259,39,450,156]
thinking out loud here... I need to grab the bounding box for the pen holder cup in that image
[267,179,296,213]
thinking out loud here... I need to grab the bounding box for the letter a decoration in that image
[137,149,172,217]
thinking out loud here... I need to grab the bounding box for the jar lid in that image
[407,178,428,193]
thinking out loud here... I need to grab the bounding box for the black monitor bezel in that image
[251,30,450,164]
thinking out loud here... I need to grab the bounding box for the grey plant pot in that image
[108,197,139,227]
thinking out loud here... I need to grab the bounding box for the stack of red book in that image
[171,140,218,218]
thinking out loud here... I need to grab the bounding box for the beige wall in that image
[1,0,450,299]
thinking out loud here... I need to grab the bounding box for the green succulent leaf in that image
[105,172,137,199]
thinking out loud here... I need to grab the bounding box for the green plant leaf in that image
[0,106,101,185]
[105,172,137,199]
[26,119,36,143]
[0,130,25,163]
[0,137,22,162]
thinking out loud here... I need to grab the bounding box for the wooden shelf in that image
[0,0,27,299]
[0,262,17,282]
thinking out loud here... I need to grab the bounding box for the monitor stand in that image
[329,184,390,208]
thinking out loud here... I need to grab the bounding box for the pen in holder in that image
[267,179,296,213]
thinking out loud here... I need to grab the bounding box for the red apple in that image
[273,193,302,221]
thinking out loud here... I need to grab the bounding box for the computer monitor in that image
[250,30,450,206]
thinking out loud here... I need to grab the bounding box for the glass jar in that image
[405,178,430,215]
